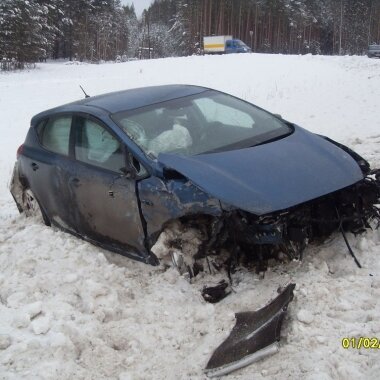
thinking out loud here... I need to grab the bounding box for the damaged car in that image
[10,85,380,375]
[11,85,380,274]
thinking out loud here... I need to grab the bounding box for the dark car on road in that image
[10,85,380,274]
[368,44,380,58]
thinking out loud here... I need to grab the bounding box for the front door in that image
[69,115,147,260]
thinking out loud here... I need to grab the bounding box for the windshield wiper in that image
[250,129,294,148]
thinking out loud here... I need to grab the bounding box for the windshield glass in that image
[236,40,248,48]
[112,90,292,158]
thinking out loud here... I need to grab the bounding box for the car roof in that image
[33,85,209,123]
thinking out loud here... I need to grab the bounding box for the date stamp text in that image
[342,337,380,349]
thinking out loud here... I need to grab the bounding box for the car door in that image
[21,114,77,229]
[69,114,147,260]
[225,40,233,53]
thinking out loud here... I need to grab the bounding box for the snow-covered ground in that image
[0,54,379,379]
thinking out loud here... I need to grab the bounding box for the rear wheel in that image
[22,189,49,225]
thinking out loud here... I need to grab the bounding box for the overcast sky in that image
[121,0,152,17]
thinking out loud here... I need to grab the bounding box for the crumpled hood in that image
[158,126,364,215]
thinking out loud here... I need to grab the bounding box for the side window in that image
[75,117,125,173]
[226,40,232,48]
[41,116,72,155]
[36,120,47,140]
[194,98,254,128]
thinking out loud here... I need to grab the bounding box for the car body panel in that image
[138,176,222,243]
[31,85,208,119]
[68,159,147,258]
[19,130,77,228]
[158,126,364,215]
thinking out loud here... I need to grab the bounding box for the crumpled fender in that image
[137,177,222,246]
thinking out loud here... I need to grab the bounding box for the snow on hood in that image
[158,126,364,215]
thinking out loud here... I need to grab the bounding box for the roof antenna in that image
[79,85,90,98]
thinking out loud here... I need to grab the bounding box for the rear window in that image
[40,116,72,155]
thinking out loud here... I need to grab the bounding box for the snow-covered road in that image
[0,54,379,379]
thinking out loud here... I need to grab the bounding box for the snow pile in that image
[0,54,380,379]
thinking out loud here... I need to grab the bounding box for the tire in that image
[22,189,50,225]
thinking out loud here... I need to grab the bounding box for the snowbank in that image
[0,54,379,379]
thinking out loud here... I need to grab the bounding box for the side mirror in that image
[273,114,283,119]
[120,167,133,179]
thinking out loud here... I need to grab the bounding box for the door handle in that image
[70,178,80,187]
[31,162,39,171]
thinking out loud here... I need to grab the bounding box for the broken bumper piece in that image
[205,283,295,377]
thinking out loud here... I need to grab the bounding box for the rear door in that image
[69,114,147,259]
[20,114,77,229]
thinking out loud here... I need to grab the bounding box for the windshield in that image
[236,40,249,48]
[112,90,292,158]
